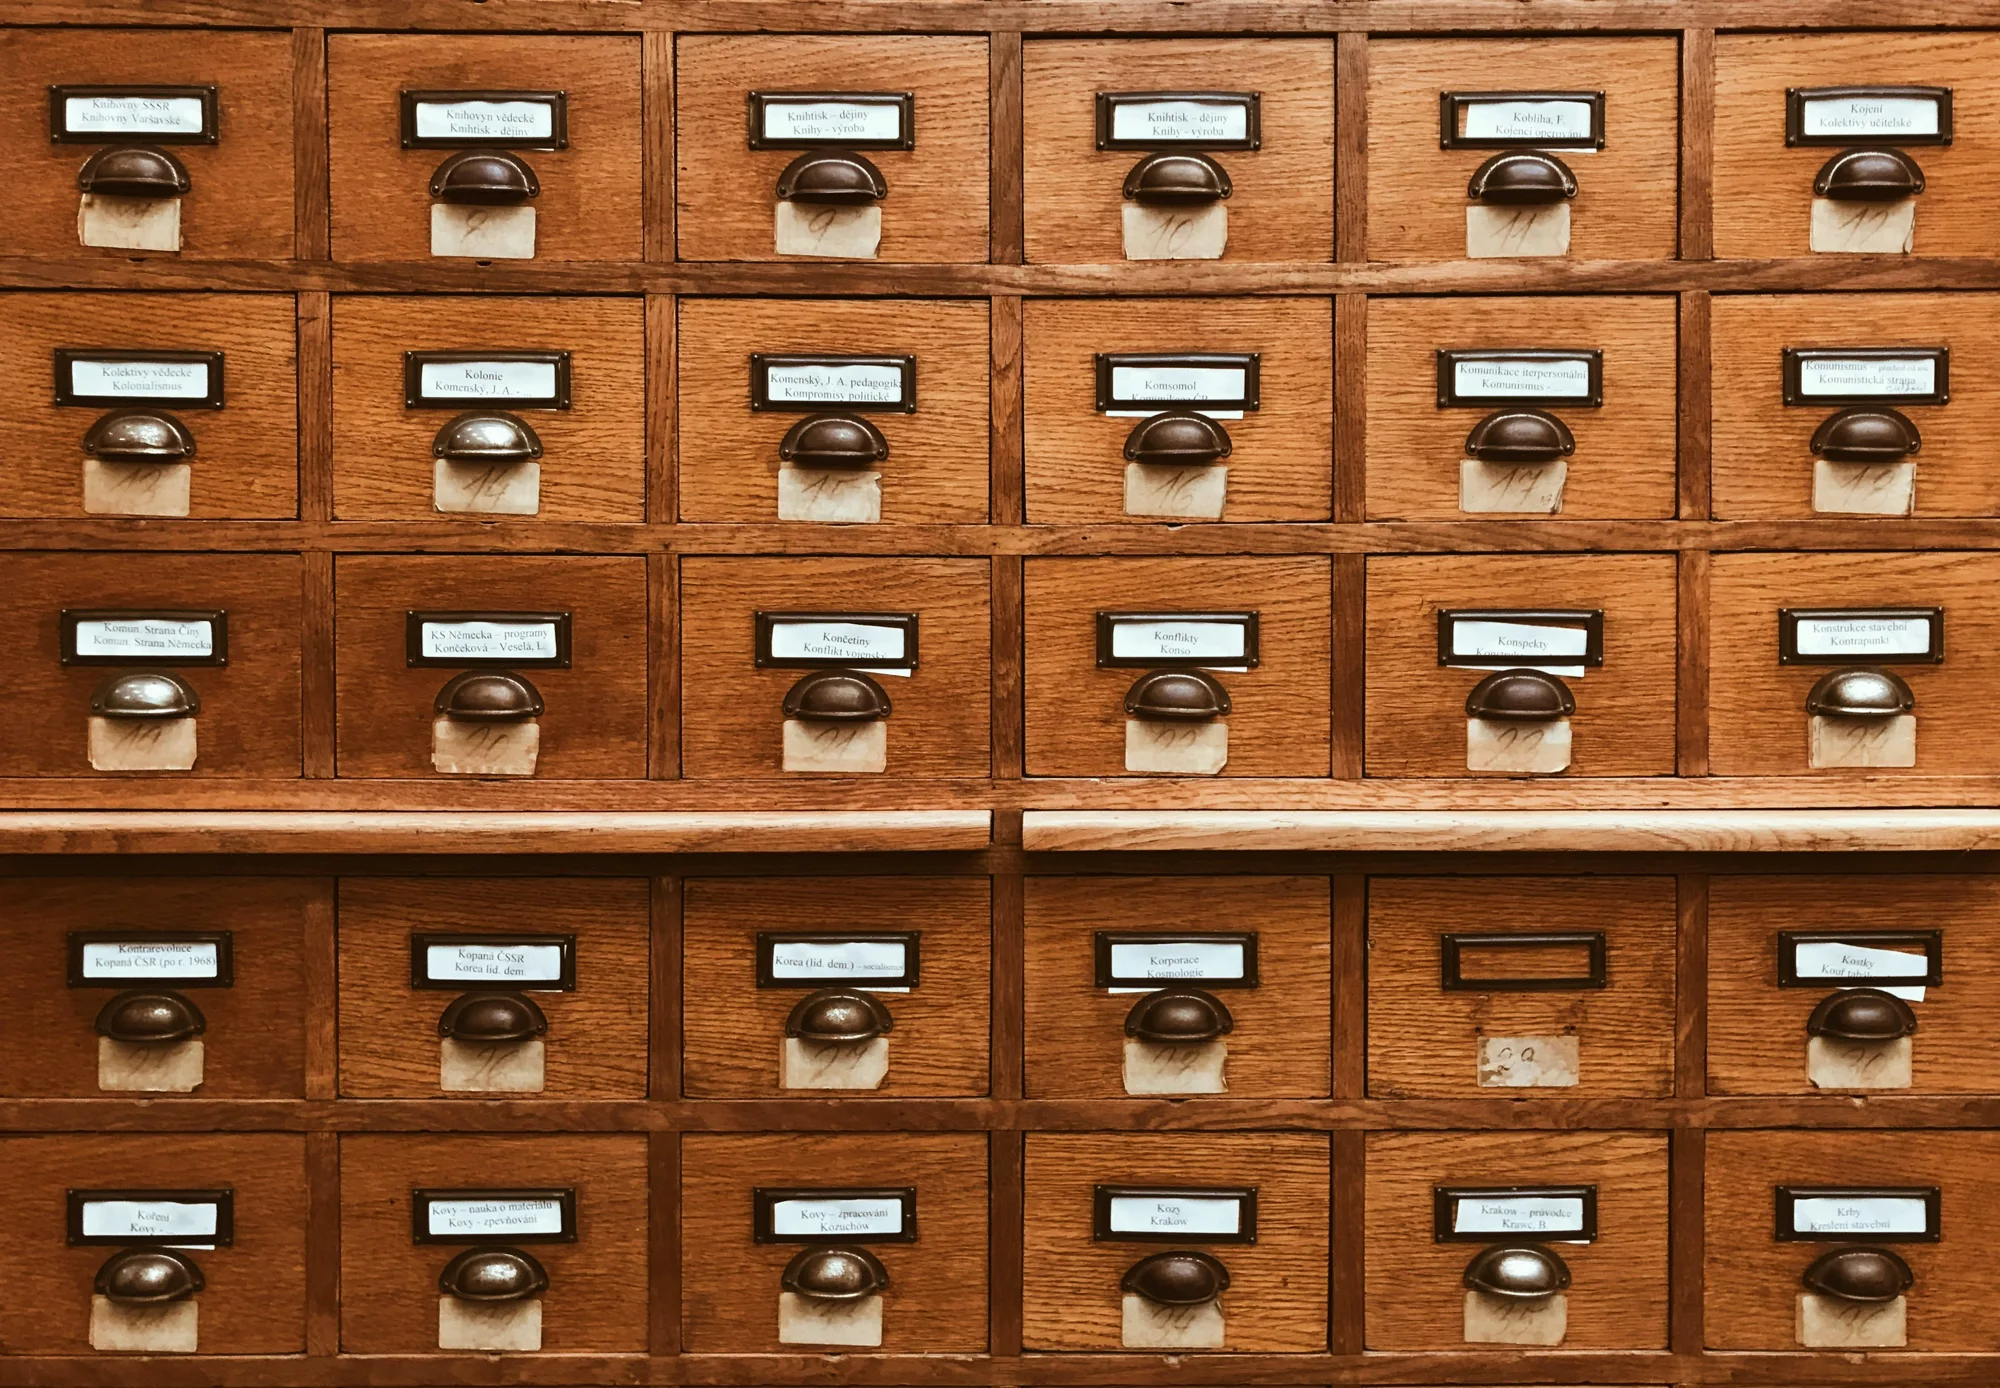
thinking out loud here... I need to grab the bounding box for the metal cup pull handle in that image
[1124,410,1232,467]
[1124,986,1233,1044]
[1467,151,1577,205]
[1803,1246,1914,1303]
[1463,409,1575,465]
[95,989,206,1044]
[1804,668,1914,719]
[434,671,544,723]
[1814,148,1924,202]
[1811,406,1920,463]
[430,150,540,206]
[782,670,892,724]
[1807,987,1918,1041]
[780,414,888,471]
[785,986,894,1045]
[1124,669,1230,723]
[1464,669,1575,722]
[1463,1243,1571,1300]
[1122,151,1231,206]
[438,990,548,1044]
[90,672,200,721]
[775,151,886,206]
[432,412,543,467]
[782,1245,888,1301]
[78,145,190,200]
[1120,1250,1230,1306]
[95,1248,204,1305]
[439,1247,549,1301]
[83,410,196,465]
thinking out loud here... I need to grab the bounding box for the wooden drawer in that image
[337,877,649,1100]
[1023,298,1333,523]
[1021,39,1335,264]
[679,558,991,779]
[1023,875,1330,1099]
[1366,876,1676,1099]
[1023,1133,1328,1351]
[1715,34,1995,259]
[0,293,296,521]
[0,1134,306,1355]
[1364,554,1679,778]
[676,297,990,524]
[680,1133,988,1352]
[0,29,294,259]
[330,295,646,522]
[327,35,643,263]
[1709,552,2000,776]
[682,876,990,1098]
[1710,875,2000,1096]
[676,36,990,264]
[0,552,302,778]
[1023,558,1333,777]
[0,877,315,1099]
[1366,38,1679,262]
[339,1134,648,1353]
[1365,295,1678,521]
[1365,1131,1669,1350]
[1711,293,2000,519]
[333,555,649,779]
[1705,1130,2000,1351]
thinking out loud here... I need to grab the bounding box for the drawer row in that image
[4,1129,1993,1355]
[6,872,1981,1098]
[7,550,1992,778]
[7,30,1994,263]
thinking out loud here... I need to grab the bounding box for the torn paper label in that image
[1810,197,1914,254]
[1122,202,1227,260]
[1809,714,1916,769]
[84,458,193,517]
[775,202,880,259]
[1813,459,1914,516]
[1466,202,1569,258]
[1461,458,1566,514]
[432,203,536,260]
[778,467,881,523]
[1125,462,1227,519]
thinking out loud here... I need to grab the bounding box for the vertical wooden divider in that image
[1334,32,1368,263]
[649,872,684,1357]
[1679,28,1716,262]
[648,295,681,777]
[990,30,1025,266]
[1331,874,1367,1354]
[1677,548,1711,777]
[291,28,329,261]
[305,1130,341,1357]
[643,30,676,263]
[650,1127,683,1356]
[298,286,337,777]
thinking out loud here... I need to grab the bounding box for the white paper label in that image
[770,939,908,981]
[1462,99,1596,144]
[80,942,219,980]
[82,1200,218,1241]
[1792,1195,1929,1237]
[1109,620,1247,664]
[65,94,206,136]
[1453,1194,1587,1236]
[1451,619,1590,665]
[761,99,904,144]
[1109,365,1246,407]
[414,99,556,144]
[69,359,211,401]
[418,359,557,403]
[73,617,214,660]
[1801,94,1941,141]
[1107,1194,1242,1237]
[1792,615,1933,659]
[1452,357,1592,400]
[1797,356,1937,398]
[420,620,559,663]
[770,1197,904,1237]
[1793,939,1929,1001]
[768,620,907,666]
[1110,100,1250,144]
[426,1197,566,1239]
[426,942,564,985]
[1108,940,1245,982]
[763,363,906,406]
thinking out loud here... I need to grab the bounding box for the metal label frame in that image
[749,354,917,413]
[1093,611,1261,670]
[1441,931,1608,992]
[67,930,234,988]
[60,609,229,668]
[405,611,573,669]
[1435,348,1603,408]
[67,1188,235,1247]
[398,90,569,151]
[746,91,916,151]
[1439,90,1606,150]
[1775,1185,1941,1243]
[1786,85,1953,147]
[1437,609,1605,669]
[1777,607,1944,665]
[755,931,922,989]
[1433,1185,1599,1243]
[753,611,920,671]
[1092,931,1260,989]
[411,1188,578,1245]
[403,350,572,411]
[54,349,226,409]
[753,1187,919,1244]
[410,932,579,992]
[49,84,219,145]
[1092,1185,1259,1244]
[1094,91,1263,151]
[1781,347,1949,407]
[1094,352,1261,413]
[1778,929,1942,988]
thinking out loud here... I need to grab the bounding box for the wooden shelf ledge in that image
[1021,808,2000,854]
[0,810,991,855]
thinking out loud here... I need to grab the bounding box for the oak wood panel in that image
[676,297,990,523]
[330,295,647,522]
[1366,875,1677,1098]
[333,554,649,778]
[1365,295,1679,520]
[1022,297,1334,522]
[678,557,992,779]
[0,292,297,520]
[1364,1129,1669,1349]
[0,1133,307,1354]
[675,35,990,264]
[327,34,644,263]
[0,29,296,260]
[1021,39,1335,264]
[336,876,650,1099]
[681,875,991,1097]
[1022,1132,1330,1350]
[337,1132,649,1352]
[1024,557,1333,777]
[1366,37,1680,263]
[679,1132,989,1352]
[1022,874,1331,1098]
[1364,553,1680,777]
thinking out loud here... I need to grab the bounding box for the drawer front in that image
[1709,552,2000,776]
[337,877,649,1100]
[679,557,991,779]
[0,552,302,778]
[676,36,990,264]
[682,876,991,1098]
[1364,554,1679,777]
[1710,875,2000,1096]
[1023,875,1331,1099]
[1023,1132,1329,1351]
[1022,39,1335,264]
[1365,1130,1669,1349]
[333,555,649,779]
[1712,293,2000,519]
[1365,295,1678,521]
[0,877,315,1099]
[338,1134,649,1353]
[0,29,294,259]
[328,35,643,263]
[1367,38,1679,262]
[1716,34,1996,259]
[680,1133,989,1352]
[0,1134,306,1355]
[1705,1130,2000,1350]
[1023,298,1333,523]
[1367,876,1676,1099]
[676,298,991,523]
[331,296,646,522]
[1024,557,1333,777]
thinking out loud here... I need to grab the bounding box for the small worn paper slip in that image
[776,203,881,258]
[1467,203,1569,258]
[1810,197,1914,255]
[1122,203,1228,260]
